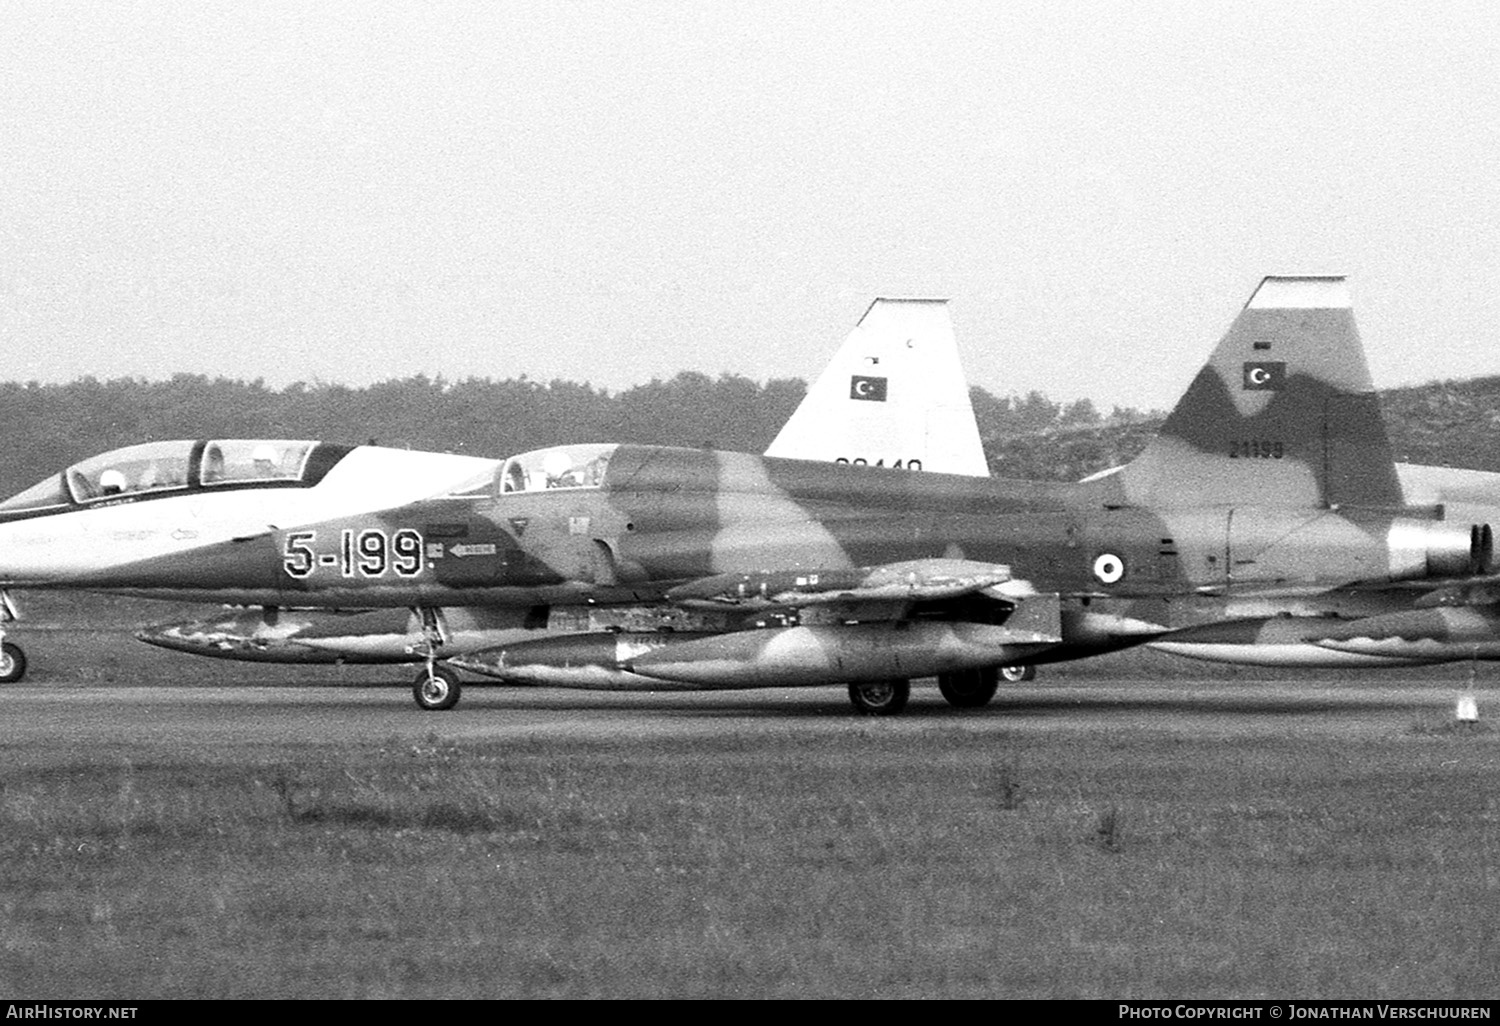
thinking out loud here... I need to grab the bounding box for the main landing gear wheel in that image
[848,679,910,716]
[412,664,462,711]
[998,665,1036,683]
[937,668,999,708]
[0,642,25,684]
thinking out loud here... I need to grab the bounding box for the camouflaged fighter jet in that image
[1133,297,1500,670]
[34,276,1497,713]
[0,299,987,690]
[1146,456,1500,667]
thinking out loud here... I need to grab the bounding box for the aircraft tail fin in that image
[765,299,989,476]
[1116,276,1402,509]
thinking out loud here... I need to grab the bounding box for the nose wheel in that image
[0,595,22,684]
[413,664,461,711]
[407,606,461,710]
[0,641,26,684]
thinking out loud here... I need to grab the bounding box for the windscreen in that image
[64,441,195,501]
[497,444,618,494]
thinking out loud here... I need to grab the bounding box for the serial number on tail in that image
[834,457,924,470]
[1229,440,1284,459]
[283,528,425,579]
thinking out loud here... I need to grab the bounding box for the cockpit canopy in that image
[501,444,616,493]
[448,444,619,499]
[0,440,326,515]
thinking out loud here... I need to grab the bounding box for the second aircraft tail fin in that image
[765,299,988,476]
[1116,276,1402,509]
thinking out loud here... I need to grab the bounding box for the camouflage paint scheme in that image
[36,276,1500,710]
[0,299,1000,703]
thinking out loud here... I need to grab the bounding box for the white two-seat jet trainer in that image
[0,300,988,688]
[0,438,499,681]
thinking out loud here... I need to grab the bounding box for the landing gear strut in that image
[848,679,910,716]
[409,606,460,711]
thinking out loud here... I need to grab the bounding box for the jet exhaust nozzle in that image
[1386,519,1492,580]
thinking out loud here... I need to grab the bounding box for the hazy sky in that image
[5,1,1500,413]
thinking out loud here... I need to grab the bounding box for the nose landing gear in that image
[0,593,24,683]
[0,640,25,684]
[412,663,462,711]
[409,606,461,710]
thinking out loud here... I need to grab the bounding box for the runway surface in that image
[0,677,1492,750]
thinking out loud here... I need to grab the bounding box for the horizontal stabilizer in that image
[1412,575,1500,609]
[1150,606,1500,667]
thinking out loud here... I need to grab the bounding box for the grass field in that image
[1,595,1498,998]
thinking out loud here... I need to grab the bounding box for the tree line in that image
[3,370,1497,499]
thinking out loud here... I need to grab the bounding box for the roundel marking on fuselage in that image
[1092,552,1126,585]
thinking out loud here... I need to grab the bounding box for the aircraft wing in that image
[664,558,1029,610]
[598,557,1062,689]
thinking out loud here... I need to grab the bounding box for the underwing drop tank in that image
[448,632,717,690]
[624,620,1059,688]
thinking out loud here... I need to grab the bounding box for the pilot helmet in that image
[99,469,127,495]
[251,444,278,469]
